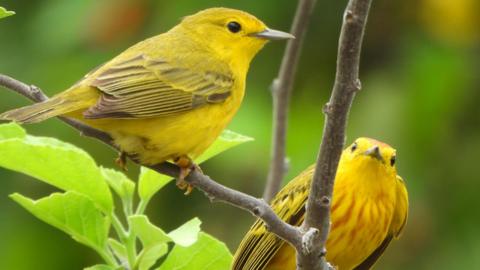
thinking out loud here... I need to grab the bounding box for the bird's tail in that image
[0,97,74,123]
[0,87,96,124]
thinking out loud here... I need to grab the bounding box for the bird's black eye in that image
[227,21,242,33]
[390,155,396,166]
[351,142,358,152]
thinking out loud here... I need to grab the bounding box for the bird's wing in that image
[232,169,313,270]
[353,235,394,270]
[391,175,409,238]
[353,175,409,270]
[83,54,234,119]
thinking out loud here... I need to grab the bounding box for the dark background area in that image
[0,0,479,269]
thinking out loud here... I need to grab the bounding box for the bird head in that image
[176,8,294,69]
[341,137,398,178]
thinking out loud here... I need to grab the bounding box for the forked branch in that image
[0,73,304,253]
[298,0,373,269]
[0,0,374,268]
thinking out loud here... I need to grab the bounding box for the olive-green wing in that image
[83,54,233,119]
[353,175,409,270]
[232,168,313,270]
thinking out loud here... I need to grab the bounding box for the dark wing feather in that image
[83,54,233,119]
[353,235,394,270]
[232,168,313,270]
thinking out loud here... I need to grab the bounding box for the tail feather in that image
[0,97,82,124]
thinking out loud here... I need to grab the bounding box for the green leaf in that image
[108,238,127,261]
[138,243,168,270]
[157,232,232,270]
[101,167,135,201]
[138,167,173,203]
[84,265,115,270]
[137,130,252,203]
[0,123,26,140]
[0,7,15,19]
[129,215,171,247]
[0,136,113,212]
[168,217,201,247]
[195,129,253,164]
[10,191,110,253]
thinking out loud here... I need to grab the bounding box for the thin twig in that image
[264,0,317,202]
[0,75,117,148]
[298,0,372,269]
[0,1,373,267]
[0,73,304,252]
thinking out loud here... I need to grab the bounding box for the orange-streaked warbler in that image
[0,8,294,192]
[232,138,409,270]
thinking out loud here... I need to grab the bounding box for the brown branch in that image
[1,1,373,267]
[298,0,372,269]
[0,73,304,252]
[264,0,317,202]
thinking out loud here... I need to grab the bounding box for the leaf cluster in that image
[0,123,252,270]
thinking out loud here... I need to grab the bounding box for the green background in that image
[0,0,479,269]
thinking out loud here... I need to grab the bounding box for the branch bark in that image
[264,0,317,202]
[298,0,372,269]
[0,73,304,253]
[1,0,373,268]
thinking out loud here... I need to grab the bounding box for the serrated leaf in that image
[84,265,115,270]
[10,191,110,253]
[168,218,201,247]
[129,215,171,247]
[0,7,15,19]
[137,130,252,203]
[0,136,113,212]
[101,167,135,201]
[0,123,26,140]
[108,238,127,261]
[157,232,232,270]
[138,243,168,270]
[138,167,173,202]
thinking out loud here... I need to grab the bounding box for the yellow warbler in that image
[0,8,293,190]
[232,138,409,270]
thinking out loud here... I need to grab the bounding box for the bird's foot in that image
[115,152,128,171]
[174,156,202,195]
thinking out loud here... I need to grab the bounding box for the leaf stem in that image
[123,197,134,217]
[135,199,148,215]
[125,229,138,270]
[111,214,128,238]
[97,246,118,267]
[110,214,137,269]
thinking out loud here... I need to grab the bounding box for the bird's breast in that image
[325,176,397,269]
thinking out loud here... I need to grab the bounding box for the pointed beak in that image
[250,28,295,41]
[364,146,384,162]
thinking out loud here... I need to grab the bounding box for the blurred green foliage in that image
[0,0,479,269]
[0,7,15,19]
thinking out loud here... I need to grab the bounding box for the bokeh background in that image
[1,0,479,269]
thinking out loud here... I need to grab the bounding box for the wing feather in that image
[392,175,409,237]
[353,235,394,270]
[83,54,233,119]
[232,168,313,270]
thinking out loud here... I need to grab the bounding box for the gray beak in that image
[250,28,295,40]
[364,146,384,162]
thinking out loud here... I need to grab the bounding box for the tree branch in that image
[0,73,304,252]
[1,0,373,267]
[298,0,372,269]
[264,0,317,202]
